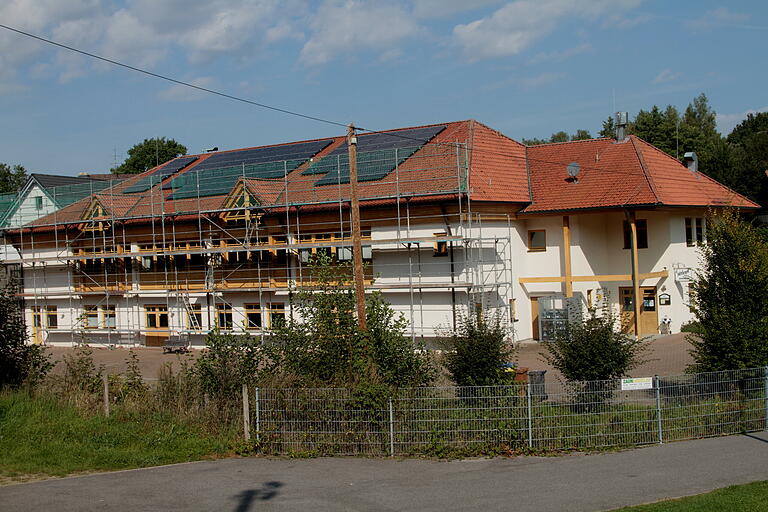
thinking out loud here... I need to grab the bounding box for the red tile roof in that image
[524,135,758,213]
[17,124,758,233]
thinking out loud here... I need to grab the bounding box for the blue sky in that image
[0,0,766,175]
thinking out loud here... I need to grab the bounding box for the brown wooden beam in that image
[519,270,667,284]
[627,210,641,337]
[562,215,573,298]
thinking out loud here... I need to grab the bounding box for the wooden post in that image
[562,216,573,298]
[102,373,110,417]
[348,124,367,331]
[242,383,251,441]
[626,210,641,337]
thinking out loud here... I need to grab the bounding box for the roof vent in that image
[683,152,698,173]
[615,112,628,142]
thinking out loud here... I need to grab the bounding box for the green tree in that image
[111,137,187,174]
[0,283,51,388]
[549,131,570,143]
[443,312,514,387]
[599,116,615,138]
[571,129,592,141]
[688,209,768,371]
[726,112,768,207]
[272,255,434,387]
[0,163,27,194]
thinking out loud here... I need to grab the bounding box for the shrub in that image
[688,209,768,371]
[272,255,434,388]
[443,312,514,387]
[541,301,647,383]
[0,283,51,388]
[193,331,275,397]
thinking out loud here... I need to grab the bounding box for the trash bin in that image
[528,370,547,401]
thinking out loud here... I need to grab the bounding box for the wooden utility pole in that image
[348,124,367,330]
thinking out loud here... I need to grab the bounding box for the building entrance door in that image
[619,287,659,335]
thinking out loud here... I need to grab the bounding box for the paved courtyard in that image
[46,332,694,383]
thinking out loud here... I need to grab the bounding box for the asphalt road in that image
[3,432,767,512]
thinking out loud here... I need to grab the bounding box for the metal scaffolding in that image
[0,142,516,347]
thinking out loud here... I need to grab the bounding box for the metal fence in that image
[243,368,768,456]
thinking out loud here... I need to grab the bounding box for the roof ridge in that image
[526,137,613,148]
[629,136,662,204]
[470,120,526,148]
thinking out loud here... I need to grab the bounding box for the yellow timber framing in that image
[562,216,572,297]
[519,271,668,284]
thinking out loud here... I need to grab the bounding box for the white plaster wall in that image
[6,185,56,228]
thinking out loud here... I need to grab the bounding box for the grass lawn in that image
[0,391,235,479]
[611,480,768,511]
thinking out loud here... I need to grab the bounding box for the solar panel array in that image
[303,126,446,186]
[122,156,199,194]
[165,139,333,200]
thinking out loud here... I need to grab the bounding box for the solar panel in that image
[122,156,199,194]
[189,140,332,173]
[305,125,446,186]
[163,139,333,200]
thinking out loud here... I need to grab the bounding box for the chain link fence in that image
[243,368,768,456]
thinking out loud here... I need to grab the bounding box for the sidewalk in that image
[3,432,767,511]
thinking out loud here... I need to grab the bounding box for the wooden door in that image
[31,308,43,345]
[531,296,540,341]
[619,287,659,335]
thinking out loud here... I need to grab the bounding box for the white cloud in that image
[300,1,421,66]
[528,43,592,65]
[158,76,219,102]
[486,71,564,90]
[411,0,503,19]
[0,0,307,93]
[716,107,768,135]
[652,69,680,84]
[452,0,642,61]
[685,7,749,31]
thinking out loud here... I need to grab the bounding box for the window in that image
[102,305,116,329]
[216,304,233,330]
[433,232,448,257]
[34,196,43,210]
[268,303,285,328]
[31,306,42,328]
[83,305,99,328]
[685,217,706,247]
[187,304,202,331]
[527,230,546,252]
[244,303,262,329]
[45,305,58,329]
[623,219,648,249]
[145,305,168,329]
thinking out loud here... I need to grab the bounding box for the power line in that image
[0,23,722,184]
[0,23,349,130]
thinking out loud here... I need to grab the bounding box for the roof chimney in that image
[615,111,628,142]
[683,152,698,173]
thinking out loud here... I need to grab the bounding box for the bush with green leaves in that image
[0,284,51,388]
[442,312,514,387]
[193,331,276,397]
[542,300,647,383]
[688,209,768,371]
[272,254,434,388]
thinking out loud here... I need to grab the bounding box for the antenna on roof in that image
[566,162,580,183]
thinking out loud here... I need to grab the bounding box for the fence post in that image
[242,383,251,441]
[654,375,663,444]
[388,396,395,457]
[102,374,110,417]
[255,387,261,442]
[526,382,533,449]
